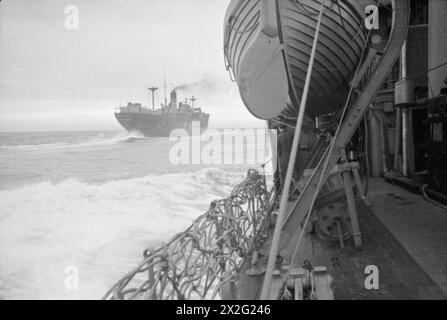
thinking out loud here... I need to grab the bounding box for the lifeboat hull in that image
[224,0,368,121]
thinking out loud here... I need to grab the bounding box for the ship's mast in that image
[163,78,168,106]
[147,87,158,111]
[190,96,197,108]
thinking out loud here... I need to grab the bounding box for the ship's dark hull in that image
[115,112,210,137]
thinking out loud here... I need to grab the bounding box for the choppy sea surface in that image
[0,130,266,299]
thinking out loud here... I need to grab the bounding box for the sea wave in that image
[0,168,245,299]
[0,131,146,151]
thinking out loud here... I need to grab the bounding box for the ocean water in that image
[0,130,267,299]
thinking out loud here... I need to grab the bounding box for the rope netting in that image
[103,169,273,300]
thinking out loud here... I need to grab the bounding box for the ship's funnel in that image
[170,90,178,107]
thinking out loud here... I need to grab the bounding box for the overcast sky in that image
[0,0,263,131]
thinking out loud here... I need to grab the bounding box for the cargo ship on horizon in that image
[115,88,209,137]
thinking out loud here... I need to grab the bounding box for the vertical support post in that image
[148,87,159,112]
[394,106,402,171]
[407,109,415,175]
[341,151,362,250]
[152,92,155,111]
[402,108,408,176]
[352,163,370,206]
[368,110,383,177]
[401,39,407,79]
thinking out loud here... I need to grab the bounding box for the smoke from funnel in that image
[174,73,218,93]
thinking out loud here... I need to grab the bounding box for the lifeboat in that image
[224,0,368,121]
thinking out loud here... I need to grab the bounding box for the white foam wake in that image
[0,168,245,299]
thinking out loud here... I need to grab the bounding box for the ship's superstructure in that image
[115,89,209,137]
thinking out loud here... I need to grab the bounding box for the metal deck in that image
[237,178,447,300]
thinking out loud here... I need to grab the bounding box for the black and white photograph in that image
[0,0,446,303]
